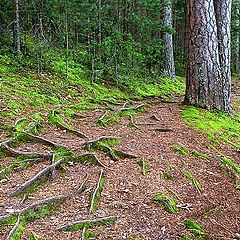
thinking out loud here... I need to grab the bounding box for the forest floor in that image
[0,90,240,240]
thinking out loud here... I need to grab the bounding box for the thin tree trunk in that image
[163,0,175,78]
[185,0,232,113]
[15,0,21,53]
[215,0,232,113]
[232,0,240,74]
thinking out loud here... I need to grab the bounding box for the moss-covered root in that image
[57,216,119,232]
[10,157,65,196]
[184,219,208,239]
[1,195,66,240]
[183,171,202,194]
[48,112,89,140]
[153,194,179,214]
[89,169,105,213]
[0,139,52,159]
[137,160,149,176]
[97,103,145,127]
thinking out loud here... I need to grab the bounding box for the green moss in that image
[162,172,174,181]
[0,201,62,240]
[183,171,202,193]
[192,151,210,162]
[184,220,208,240]
[28,232,44,240]
[97,107,144,128]
[180,236,192,240]
[182,106,240,149]
[221,156,240,174]
[82,228,99,240]
[171,144,189,156]
[153,194,179,214]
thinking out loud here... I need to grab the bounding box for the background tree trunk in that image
[215,0,232,113]
[163,0,175,78]
[15,0,21,53]
[185,0,232,113]
[232,0,240,75]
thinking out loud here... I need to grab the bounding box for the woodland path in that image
[0,98,239,240]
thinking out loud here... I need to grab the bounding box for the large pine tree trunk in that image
[163,0,175,78]
[215,0,232,113]
[185,0,232,114]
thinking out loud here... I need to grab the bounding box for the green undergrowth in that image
[182,106,240,149]
[0,54,185,123]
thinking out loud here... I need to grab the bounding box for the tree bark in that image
[163,0,176,78]
[185,0,232,114]
[215,0,232,113]
[15,0,21,53]
[232,0,240,74]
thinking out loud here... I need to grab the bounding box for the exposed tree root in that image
[22,132,63,148]
[97,103,145,127]
[10,157,65,196]
[151,128,173,132]
[55,121,89,140]
[76,175,88,194]
[0,195,66,223]
[113,103,145,112]
[5,213,22,240]
[57,216,119,232]
[90,169,105,213]
[76,153,107,168]
[0,158,45,179]
[0,139,52,159]
[83,136,120,150]
[113,149,138,159]
[150,115,161,121]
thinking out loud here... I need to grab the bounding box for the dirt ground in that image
[0,98,239,240]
